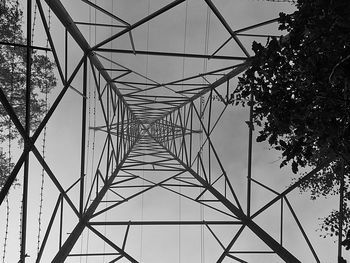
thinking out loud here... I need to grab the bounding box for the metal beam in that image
[21,0,33,261]
[80,0,129,26]
[89,220,242,226]
[0,41,51,52]
[203,0,250,57]
[79,57,88,216]
[96,48,246,60]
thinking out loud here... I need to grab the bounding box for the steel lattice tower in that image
[0,0,334,262]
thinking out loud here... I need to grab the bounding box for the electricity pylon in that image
[0,0,325,262]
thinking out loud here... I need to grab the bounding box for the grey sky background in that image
[0,0,344,262]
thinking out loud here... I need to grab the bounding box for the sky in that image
[0,0,346,262]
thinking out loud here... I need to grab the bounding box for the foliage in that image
[320,207,350,238]
[0,150,13,189]
[0,1,56,188]
[232,0,350,239]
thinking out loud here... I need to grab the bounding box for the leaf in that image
[252,41,264,54]
[280,159,288,168]
[268,133,277,145]
[256,133,267,142]
[292,160,298,174]
[279,139,288,148]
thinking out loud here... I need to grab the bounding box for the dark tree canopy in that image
[233,0,350,239]
[0,1,56,187]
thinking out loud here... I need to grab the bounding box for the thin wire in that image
[140,1,151,261]
[101,2,115,261]
[140,154,145,262]
[180,1,188,92]
[31,3,37,46]
[15,0,24,256]
[145,0,150,92]
[179,2,189,262]
[85,76,96,263]
[82,3,92,263]
[2,195,9,263]
[2,60,13,261]
[78,0,98,258]
[200,5,211,263]
[36,114,46,255]
[36,3,51,255]
[85,2,97,261]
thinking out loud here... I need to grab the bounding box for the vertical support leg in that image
[21,0,32,261]
[59,194,63,249]
[246,92,253,217]
[338,158,345,261]
[80,57,88,215]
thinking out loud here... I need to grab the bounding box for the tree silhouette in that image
[0,1,56,188]
[233,0,350,239]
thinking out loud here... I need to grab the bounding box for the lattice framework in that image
[0,0,335,262]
